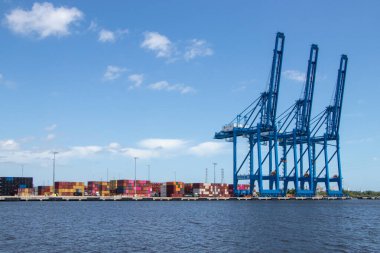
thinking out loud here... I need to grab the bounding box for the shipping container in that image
[17,188,34,196]
[38,186,54,196]
[160,182,185,197]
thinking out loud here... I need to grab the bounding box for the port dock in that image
[0,196,359,201]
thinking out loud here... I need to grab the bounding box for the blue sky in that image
[0,1,378,190]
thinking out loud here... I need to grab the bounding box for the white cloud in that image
[108,142,121,150]
[128,74,144,89]
[149,81,195,94]
[141,31,173,58]
[283,70,306,83]
[0,139,19,151]
[189,141,228,156]
[138,138,187,150]
[184,39,213,60]
[103,65,127,81]
[45,124,57,131]
[5,2,83,38]
[60,145,103,158]
[0,145,104,164]
[121,148,159,159]
[0,137,230,164]
[98,29,115,42]
[46,134,55,141]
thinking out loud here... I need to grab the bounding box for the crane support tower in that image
[277,44,318,197]
[310,55,348,197]
[214,32,348,197]
[215,32,285,197]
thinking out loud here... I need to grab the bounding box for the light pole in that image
[52,151,58,194]
[21,164,24,177]
[147,164,150,181]
[213,162,217,196]
[134,157,138,197]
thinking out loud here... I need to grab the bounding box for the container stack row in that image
[112,180,152,197]
[55,182,85,196]
[151,183,162,197]
[0,177,33,196]
[87,181,110,196]
[187,183,230,197]
[161,182,185,197]
[0,176,252,197]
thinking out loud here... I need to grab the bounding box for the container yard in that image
[0,177,360,199]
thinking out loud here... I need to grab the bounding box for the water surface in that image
[0,200,379,252]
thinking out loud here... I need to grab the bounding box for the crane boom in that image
[261,32,285,128]
[296,44,318,133]
[327,55,348,137]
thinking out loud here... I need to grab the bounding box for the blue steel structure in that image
[215,32,348,197]
[215,32,285,197]
[310,55,348,196]
[277,44,318,196]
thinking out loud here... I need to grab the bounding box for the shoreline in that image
[2,196,378,202]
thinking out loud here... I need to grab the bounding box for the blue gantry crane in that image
[277,44,318,196]
[215,32,285,197]
[310,55,348,196]
[215,32,348,197]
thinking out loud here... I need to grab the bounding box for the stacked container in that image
[115,180,152,197]
[184,183,194,196]
[55,182,85,196]
[189,183,230,197]
[109,180,118,195]
[17,188,34,196]
[87,181,110,196]
[160,182,184,197]
[151,182,162,197]
[228,184,251,196]
[38,186,54,196]
[0,177,33,196]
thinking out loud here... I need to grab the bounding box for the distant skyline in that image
[0,1,378,190]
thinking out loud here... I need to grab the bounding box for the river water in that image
[0,200,379,252]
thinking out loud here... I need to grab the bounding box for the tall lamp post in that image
[147,164,150,181]
[134,157,138,197]
[52,151,58,194]
[213,162,217,196]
